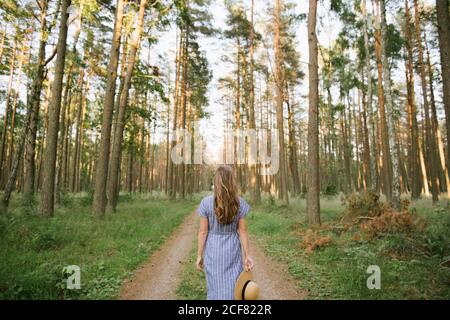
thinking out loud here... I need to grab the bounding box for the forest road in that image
[119,211,198,299]
[119,211,306,300]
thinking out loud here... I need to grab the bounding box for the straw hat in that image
[234,270,260,300]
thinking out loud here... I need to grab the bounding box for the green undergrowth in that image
[0,192,196,299]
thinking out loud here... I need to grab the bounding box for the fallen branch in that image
[356,216,375,221]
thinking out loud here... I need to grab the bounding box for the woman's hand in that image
[244,256,254,271]
[196,256,204,271]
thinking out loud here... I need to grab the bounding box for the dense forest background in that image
[0,0,449,218]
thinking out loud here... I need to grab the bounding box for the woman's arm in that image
[238,218,254,271]
[196,216,208,271]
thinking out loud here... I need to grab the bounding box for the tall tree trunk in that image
[426,39,449,195]
[248,0,260,203]
[404,0,421,199]
[374,0,392,199]
[274,0,289,205]
[179,12,189,200]
[413,0,439,203]
[235,37,242,186]
[361,0,377,191]
[92,0,124,216]
[56,9,82,197]
[307,0,320,224]
[169,30,183,199]
[436,0,450,178]
[5,44,27,184]
[0,38,17,185]
[360,66,372,190]
[107,0,147,212]
[24,1,49,198]
[380,0,401,209]
[39,0,71,216]
[286,87,301,195]
[165,84,170,195]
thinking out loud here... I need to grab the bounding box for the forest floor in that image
[0,193,198,299]
[120,210,305,300]
[0,192,449,299]
[176,195,450,300]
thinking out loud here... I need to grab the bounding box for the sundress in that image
[197,195,250,300]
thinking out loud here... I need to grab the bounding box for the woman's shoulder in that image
[198,195,213,218]
[238,196,250,215]
[199,195,214,207]
[201,194,214,203]
[238,196,249,205]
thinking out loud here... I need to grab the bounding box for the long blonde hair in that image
[214,166,240,224]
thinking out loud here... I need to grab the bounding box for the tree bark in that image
[436,0,450,183]
[274,0,289,205]
[307,0,320,224]
[413,0,439,203]
[403,0,422,199]
[379,0,401,209]
[92,0,124,216]
[24,0,49,197]
[39,0,71,216]
[248,0,260,203]
[0,38,17,185]
[107,0,147,212]
[374,0,393,199]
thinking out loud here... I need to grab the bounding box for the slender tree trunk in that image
[404,0,421,199]
[24,0,48,197]
[374,0,392,199]
[92,0,124,216]
[169,30,183,199]
[426,39,448,195]
[286,87,300,195]
[37,84,51,191]
[39,0,71,216]
[274,0,289,205]
[23,0,50,197]
[165,87,170,195]
[380,0,401,209]
[360,66,372,190]
[107,0,147,212]
[413,0,439,203]
[361,0,377,191]
[436,0,450,179]
[248,0,260,203]
[0,38,17,185]
[179,12,189,200]
[307,0,320,224]
[5,44,27,184]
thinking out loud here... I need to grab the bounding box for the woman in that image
[196,166,254,300]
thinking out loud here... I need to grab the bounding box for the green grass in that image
[0,192,197,299]
[176,240,207,300]
[2,191,448,300]
[248,195,450,300]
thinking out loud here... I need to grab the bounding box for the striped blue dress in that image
[197,195,250,300]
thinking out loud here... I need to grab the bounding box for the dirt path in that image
[119,212,305,300]
[119,211,198,300]
[250,237,306,300]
